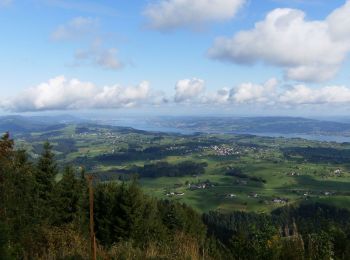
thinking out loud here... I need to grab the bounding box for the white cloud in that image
[4,76,350,112]
[208,1,350,82]
[179,78,350,108]
[93,81,151,108]
[174,78,278,105]
[144,0,245,31]
[1,76,153,112]
[51,17,98,41]
[174,78,205,102]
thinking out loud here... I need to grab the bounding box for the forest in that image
[1,132,350,259]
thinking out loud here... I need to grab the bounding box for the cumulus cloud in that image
[231,78,278,104]
[208,1,350,82]
[174,78,205,102]
[1,76,153,112]
[93,81,151,108]
[280,85,350,105]
[226,80,350,106]
[189,78,350,107]
[173,78,278,105]
[144,0,245,31]
[51,17,98,41]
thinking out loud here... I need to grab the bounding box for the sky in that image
[0,0,350,116]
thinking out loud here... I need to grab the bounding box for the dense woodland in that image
[1,132,350,259]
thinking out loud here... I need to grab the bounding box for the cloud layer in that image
[3,76,350,112]
[208,1,350,82]
[174,78,350,107]
[144,0,245,31]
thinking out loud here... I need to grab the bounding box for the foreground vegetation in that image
[1,133,350,259]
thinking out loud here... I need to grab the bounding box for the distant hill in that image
[3,115,350,137]
[0,115,84,134]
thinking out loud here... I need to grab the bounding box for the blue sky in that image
[0,0,350,116]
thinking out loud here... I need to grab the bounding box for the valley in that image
[7,116,350,213]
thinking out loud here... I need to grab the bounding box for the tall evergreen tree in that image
[111,182,147,242]
[52,166,81,225]
[35,141,58,220]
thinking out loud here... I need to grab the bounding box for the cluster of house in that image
[75,130,122,145]
[211,145,240,156]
